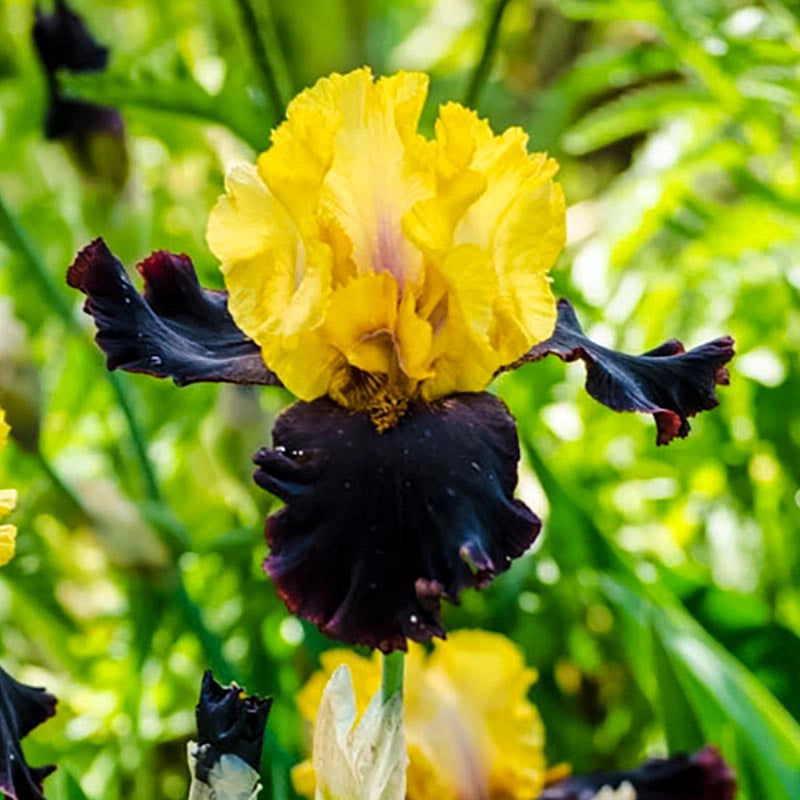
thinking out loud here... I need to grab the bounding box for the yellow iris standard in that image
[292,631,546,800]
[0,409,17,566]
[208,68,565,427]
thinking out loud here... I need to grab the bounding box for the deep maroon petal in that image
[32,0,108,76]
[254,392,541,652]
[539,745,736,800]
[67,238,280,386]
[0,665,57,800]
[193,671,272,782]
[511,299,734,445]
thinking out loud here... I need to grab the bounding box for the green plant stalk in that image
[233,0,289,118]
[464,0,513,109]
[0,189,233,680]
[381,650,405,704]
[0,191,159,503]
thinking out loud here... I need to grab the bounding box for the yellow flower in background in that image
[0,409,17,566]
[293,630,546,800]
[208,67,565,424]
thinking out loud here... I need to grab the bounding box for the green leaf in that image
[563,84,711,154]
[559,0,660,23]
[52,769,92,800]
[651,627,706,752]
[60,56,273,152]
[604,577,800,799]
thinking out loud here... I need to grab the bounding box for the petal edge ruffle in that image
[508,299,734,446]
[254,392,540,652]
[67,239,280,387]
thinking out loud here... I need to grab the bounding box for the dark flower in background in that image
[67,68,734,651]
[32,1,128,189]
[0,664,57,800]
[539,745,737,800]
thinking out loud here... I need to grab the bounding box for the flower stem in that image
[233,0,290,120]
[464,0,513,109]
[381,650,405,704]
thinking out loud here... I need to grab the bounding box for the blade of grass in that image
[0,189,232,675]
[464,0,513,108]
[233,0,290,119]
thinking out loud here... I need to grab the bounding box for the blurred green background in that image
[1,0,799,798]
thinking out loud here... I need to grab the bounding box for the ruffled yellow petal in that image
[0,525,16,567]
[293,631,546,800]
[0,410,16,567]
[424,631,546,800]
[209,69,565,414]
[0,408,8,449]
[208,165,339,400]
[323,272,399,377]
[320,71,431,289]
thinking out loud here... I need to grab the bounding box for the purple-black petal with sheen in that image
[511,299,734,445]
[67,238,280,387]
[254,392,541,652]
[193,671,272,782]
[538,745,736,800]
[0,664,57,800]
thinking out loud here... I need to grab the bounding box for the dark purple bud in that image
[193,671,272,782]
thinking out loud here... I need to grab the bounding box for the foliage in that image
[0,0,799,798]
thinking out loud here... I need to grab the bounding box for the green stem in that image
[0,189,226,680]
[0,192,76,326]
[106,372,161,503]
[0,190,162,507]
[233,0,289,119]
[464,0,513,109]
[381,650,405,704]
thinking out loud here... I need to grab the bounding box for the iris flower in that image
[292,631,736,800]
[0,409,17,567]
[305,664,406,800]
[292,630,544,800]
[68,68,733,651]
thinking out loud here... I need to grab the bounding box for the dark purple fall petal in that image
[254,392,541,652]
[538,745,736,800]
[510,299,734,445]
[193,671,272,782]
[0,665,57,800]
[67,238,280,387]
